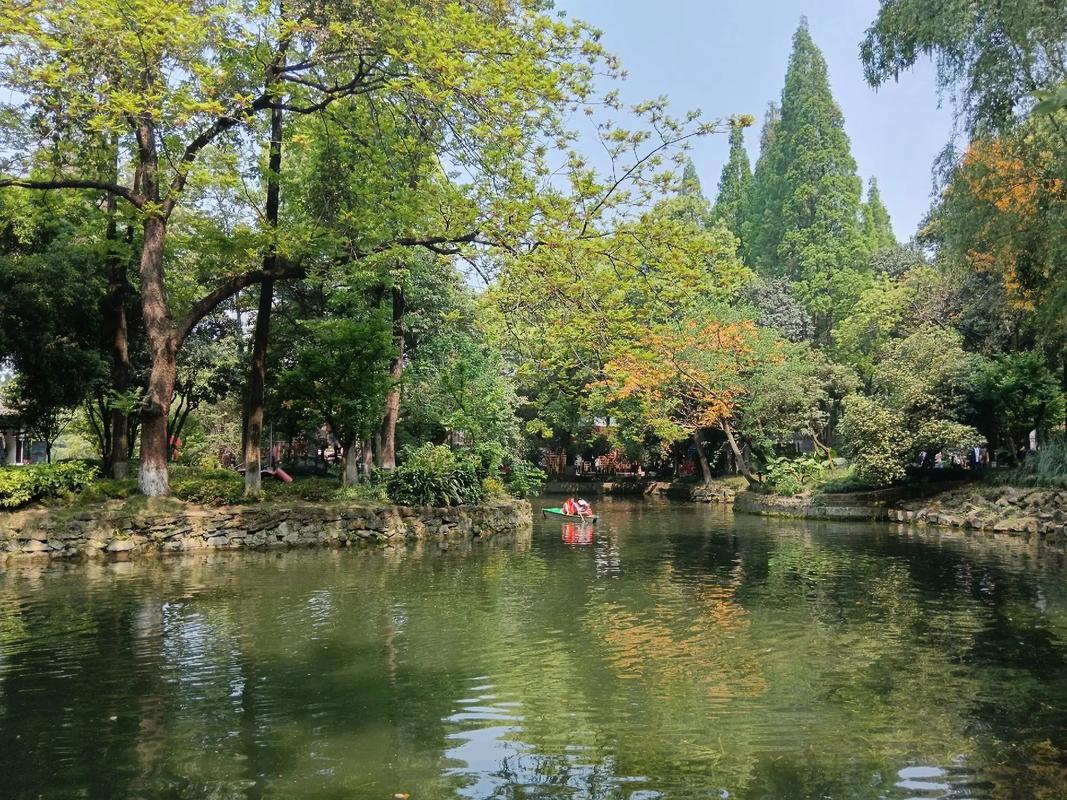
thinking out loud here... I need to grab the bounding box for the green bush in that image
[263,478,339,503]
[504,459,545,498]
[334,482,389,503]
[764,455,823,496]
[981,434,1067,489]
[816,472,884,494]
[482,476,506,498]
[839,394,908,487]
[387,444,484,507]
[0,469,36,508]
[75,478,138,504]
[1031,434,1067,477]
[170,470,249,506]
[0,462,99,509]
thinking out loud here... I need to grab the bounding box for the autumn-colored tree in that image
[596,316,762,484]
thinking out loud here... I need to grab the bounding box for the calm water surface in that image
[2,498,1067,799]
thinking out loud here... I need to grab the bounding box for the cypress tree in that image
[860,177,896,253]
[713,120,752,246]
[673,156,714,229]
[741,102,783,272]
[680,158,705,198]
[744,19,868,342]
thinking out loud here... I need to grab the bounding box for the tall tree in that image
[860,177,895,254]
[713,118,753,244]
[741,103,783,272]
[743,21,868,342]
[243,55,285,496]
[0,0,646,495]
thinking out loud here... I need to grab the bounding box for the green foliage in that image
[386,445,485,507]
[170,470,248,506]
[274,306,395,455]
[860,177,896,253]
[741,277,813,343]
[742,21,869,341]
[816,471,884,495]
[713,119,753,243]
[481,476,506,499]
[264,479,340,504]
[0,470,35,509]
[504,460,546,499]
[1031,435,1067,478]
[0,462,99,508]
[734,342,856,458]
[969,351,1065,448]
[861,0,1067,136]
[764,455,824,496]
[912,419,982,460]
[74,478,138,504]
[980,436,1067,488]
[840,327,983,486]
[839,394,908,486]
[873,325,974,422]
[401,265,520,459]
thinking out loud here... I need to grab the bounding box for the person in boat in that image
[562,498,577,515]
[575,498,593,517]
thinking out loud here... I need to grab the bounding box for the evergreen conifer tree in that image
[680,158,705,198]
[741,102,783,271]
[743,20,869,342]
[713,120,752,246]
[860,177,896,253]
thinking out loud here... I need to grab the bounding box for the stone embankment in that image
[0,499,531,561]
[735,483,1067,545]
[544,479,736,504]
[733,486,924,521]
[888,485,1066,543]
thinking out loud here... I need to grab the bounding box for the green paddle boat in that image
[542,507,598,523]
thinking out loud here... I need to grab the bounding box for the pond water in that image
[2,498,1067,799]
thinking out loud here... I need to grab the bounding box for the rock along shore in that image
[0,498,532,561]
[734,484,1067,546]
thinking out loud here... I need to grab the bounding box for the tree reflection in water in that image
[1,505,1066,799]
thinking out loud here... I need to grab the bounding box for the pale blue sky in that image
[558,0,955,240]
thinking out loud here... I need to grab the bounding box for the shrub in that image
[839,394,908,487]
[504,459,545,498]
[387,444,484,507]
[816,472,883,494]
[0,462,99,509]
[75,478,138,504]
[0,469,36,509]
[334,482,389,503]
[170,471,249,506]
[481,476,506,498]
[1031,434,1067,478]
[764,455,823,496]
[264,478,340,503]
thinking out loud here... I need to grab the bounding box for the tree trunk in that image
[243,279,274,495]
[361,437,374,481]
[244,86,284,496]
[379,285,406,470]
[692,429,713,486]
[138,210,176,497]
[342,440,359,486]
[720,420,758,485]
[133,108,180,497]
[104,188,132,480]
[4,430,16,466]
